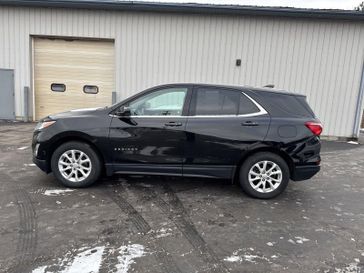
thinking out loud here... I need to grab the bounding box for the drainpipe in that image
[353,61,364,139]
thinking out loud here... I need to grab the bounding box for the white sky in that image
[138,0,363,10]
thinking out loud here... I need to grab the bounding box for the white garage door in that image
[33,38,115,120]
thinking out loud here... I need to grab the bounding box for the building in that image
[0,0,364,139]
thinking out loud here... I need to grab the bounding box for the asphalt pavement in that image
[0,123,363,273]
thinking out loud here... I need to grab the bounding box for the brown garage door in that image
[33,38,114,120]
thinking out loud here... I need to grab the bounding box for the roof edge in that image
[1,0,364,20]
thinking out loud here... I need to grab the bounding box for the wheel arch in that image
[232,146,294,184]
[46,132,106,172]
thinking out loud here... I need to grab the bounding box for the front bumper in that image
[291,165,320,181]
[32,156,50,173]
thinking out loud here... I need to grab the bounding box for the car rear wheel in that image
[51,141,102,188]
[239,152,289,199]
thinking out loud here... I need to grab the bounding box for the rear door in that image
[109,86,191,175]
[183,86,270,178]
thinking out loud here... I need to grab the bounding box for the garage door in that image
[33,38,114,120]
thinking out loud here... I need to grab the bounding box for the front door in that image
[109,86,191,175]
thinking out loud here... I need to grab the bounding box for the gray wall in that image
[0,6,363,137]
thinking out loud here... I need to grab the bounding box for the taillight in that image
[305,121,323,136]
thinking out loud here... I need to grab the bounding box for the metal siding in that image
[0,6,363,137]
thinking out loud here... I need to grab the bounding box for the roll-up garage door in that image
[33,38,114,120]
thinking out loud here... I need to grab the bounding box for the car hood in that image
[46,107,108,120]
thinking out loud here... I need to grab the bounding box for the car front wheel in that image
[239,152,289,199]
[51,141,102,188]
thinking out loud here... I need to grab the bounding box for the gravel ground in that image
[0,123,363,273]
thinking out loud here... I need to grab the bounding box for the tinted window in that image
[127,87,187,116]
[239,94,260,115]
[194,88,240,115]
[261,93,314,118]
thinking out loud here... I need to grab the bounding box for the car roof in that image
[246,86,306,97]
[161,83,306,97]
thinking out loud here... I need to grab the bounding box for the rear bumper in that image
[291,165,320,181]
[32,156,50,173]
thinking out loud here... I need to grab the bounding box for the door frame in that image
[109,83,194,117]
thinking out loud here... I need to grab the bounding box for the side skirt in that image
[106,163,235,180]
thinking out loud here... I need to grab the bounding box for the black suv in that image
[32,84,322,199]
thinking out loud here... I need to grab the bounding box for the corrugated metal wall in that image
[0,6,363,137]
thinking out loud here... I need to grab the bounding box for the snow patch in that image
[32,246,104,273]
[155,227,173,238]
[335,262,362,273]
[288,239,296,245]
[242,254,271,264]
[62,246,105,273]
[224,255,242,262]
[43,189,74,196]
[24,163,36,167]
[224,249,272,264]
[116,244,145,273]
[32,244,146,273]
[347,141,359,145]
[295,236,310,244]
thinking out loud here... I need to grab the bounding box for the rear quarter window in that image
[262,93,315,118]
[239,94,260,115]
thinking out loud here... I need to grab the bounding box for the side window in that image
[194,88,240,115]
[239,93,260,115]
[127,87,187,116]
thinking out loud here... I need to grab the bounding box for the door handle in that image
[241,121,259,126]
[164,121,183,127]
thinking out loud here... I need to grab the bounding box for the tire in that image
[51,141,102,188]
[239,152,289,199]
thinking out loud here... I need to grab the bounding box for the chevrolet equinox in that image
[32,84,322,199]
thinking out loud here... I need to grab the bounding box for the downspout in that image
[353,60,364,139]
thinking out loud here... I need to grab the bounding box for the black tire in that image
[51,141,102,188]
[239,152,289,199]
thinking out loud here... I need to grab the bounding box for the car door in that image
[183,86,270,178]
[109,85,191,175]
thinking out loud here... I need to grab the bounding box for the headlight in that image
[35,120,56,130]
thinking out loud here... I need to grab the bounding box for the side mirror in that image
[115,106,131,117]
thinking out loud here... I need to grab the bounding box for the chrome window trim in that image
[241,91,268,116]
[190,91,267,118]
[109,91,268,118]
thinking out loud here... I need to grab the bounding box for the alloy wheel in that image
[248,160,282,193]
[58,149,92,182]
